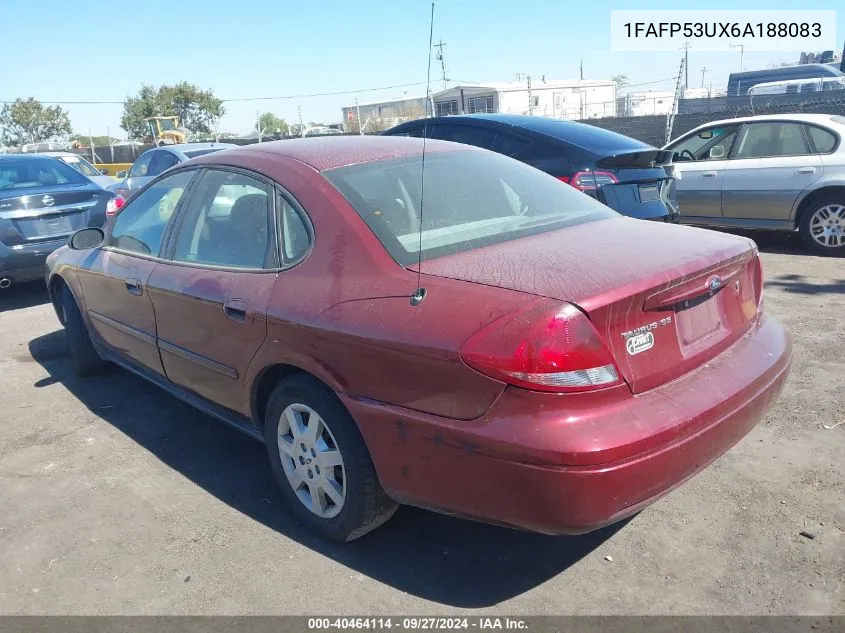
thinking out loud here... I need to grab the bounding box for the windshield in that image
[0,157,88,190]
[59,155,100,177]
[324,150,617,265]
[158,118,176,131]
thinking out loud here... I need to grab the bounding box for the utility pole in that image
[256,110,262,143]
[527,75,533,115]
[681,41,690,89]
[730,43,744,71]
[434,39,447,90]
[297,105,303,134]
[354,98,362,136]
[580,58,583,80]
[700,66,708,88]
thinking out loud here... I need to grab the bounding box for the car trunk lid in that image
[415,218,762,394]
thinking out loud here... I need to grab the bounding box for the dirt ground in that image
[0,229,843,616]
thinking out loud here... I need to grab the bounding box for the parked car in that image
[384,113,679,223]
[46,136,791,542]
[107,142,236,199]
[40,151,118,189]
[0,154,119,287]
[663,114,845,255]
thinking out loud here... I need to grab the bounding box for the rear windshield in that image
[59,155,100,177]
[0,157,88,190]
[324,150,617,265]
[183,148,225,158]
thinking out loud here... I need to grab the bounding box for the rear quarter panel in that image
[238,155,534,421]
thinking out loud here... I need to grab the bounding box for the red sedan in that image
[46,136,792,542]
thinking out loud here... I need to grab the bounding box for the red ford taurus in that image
[45,136,792,542]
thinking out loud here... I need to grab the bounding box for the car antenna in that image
[410,0,435,308]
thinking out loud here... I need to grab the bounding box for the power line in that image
[0,81,434,106]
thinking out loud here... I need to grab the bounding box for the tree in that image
[256,112,288,137]
[120,83,225,139]
[0,98,72,146]
[611,74,629,92]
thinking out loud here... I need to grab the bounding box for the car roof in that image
[685,113,843,130]
[0,153,64,161]
[228,135,473,171]
[390,113,653,150]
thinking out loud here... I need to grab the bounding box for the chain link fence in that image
[580,92,845,147]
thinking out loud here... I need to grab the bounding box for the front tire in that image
[60,284,106,376]
[798,194,845,256]
[264,375,397,542]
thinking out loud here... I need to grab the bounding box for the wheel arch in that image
[250,362,350,432]
[47,273,70,325]
[794,185,845,227]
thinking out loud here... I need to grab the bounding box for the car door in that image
[665,123,741,220]
[124,151,155,195]
[721,121,824,224]
[76,169,197,374]
[145,168,280,413]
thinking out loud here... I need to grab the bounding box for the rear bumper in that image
[345,315,792,535]
[0,238,68,284]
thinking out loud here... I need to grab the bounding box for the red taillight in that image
[559,170,618,192]
[106,195,125,218]
[460,299,623,393]
[751,252,764,311]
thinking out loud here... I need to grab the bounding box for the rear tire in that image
[264,374,397,542]
[798,193,845,256]
[61,285,106,377]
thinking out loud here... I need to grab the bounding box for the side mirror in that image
[115,170,127,179]
[69,227,105,250]
[709,146,725,159]
[99,168,109,175]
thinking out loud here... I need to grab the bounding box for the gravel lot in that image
[0,230,843,616]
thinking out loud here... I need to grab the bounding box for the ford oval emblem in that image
[709,277,723,292]
[42,195,55,207]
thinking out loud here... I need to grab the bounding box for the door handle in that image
[701,171,718,178]
[223,298,252,323]
[125,278,143,296]
[796,167,815,174]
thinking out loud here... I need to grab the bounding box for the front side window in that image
[172,170,274,269]
[667,125,740,161]
[734,122,810,159]
[107,170,194,256]
[148,151,179,176]
[324,150,616,265]
[129,152,153,177]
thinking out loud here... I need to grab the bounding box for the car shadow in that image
[765,273,845,296]
[703,227,807,255]
[28,329,624,608]
[0,281,50,312]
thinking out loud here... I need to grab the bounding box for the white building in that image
[616,90,675,116]
[431,79,617,120]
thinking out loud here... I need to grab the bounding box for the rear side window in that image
[324,150,616,265]
[431,124,497,150]
[805,125,838,153]
[492,133,531,157]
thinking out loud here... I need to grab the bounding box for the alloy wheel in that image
[277,403,346,519]
[809,204,845,248]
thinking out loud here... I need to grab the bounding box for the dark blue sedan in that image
[384,113,679,222]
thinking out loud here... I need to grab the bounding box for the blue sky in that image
[3,0,843,137]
